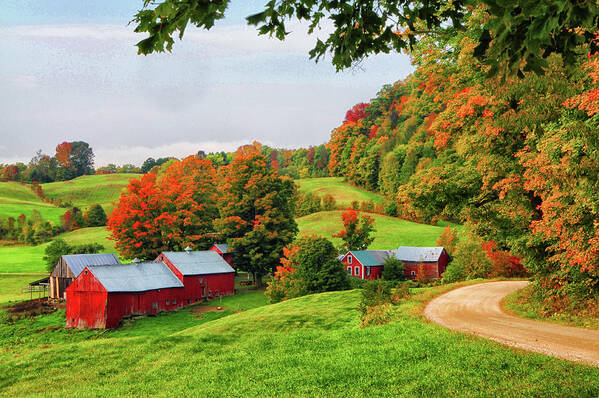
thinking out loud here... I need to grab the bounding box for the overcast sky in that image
[0,1,413,167]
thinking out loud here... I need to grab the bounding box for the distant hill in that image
[295,177,384,208]
[0,226,115,274]
[297,210,453,249]
[0,182,65,224]
[42,173,139,213]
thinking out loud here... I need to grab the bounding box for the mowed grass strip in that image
[0,227,115,274]
[0,182,65,224]
[1,289,598,397]
[296,177,384,207]
[297,210,447,248]
[42,173,140,213]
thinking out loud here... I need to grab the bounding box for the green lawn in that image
[1,287,598,396]
[42,173,139,213]
[297,210,449,249]
[0,227,114,274]
[0,182,65,224]
[0,273,48,305]
[296,177,384,207]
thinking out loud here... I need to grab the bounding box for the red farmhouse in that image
[339,246,449,280]
[156,249,235,304]
[391,246,449,279]
[340,250,390,280]
[65,261,184,329]
[209,243,235,268]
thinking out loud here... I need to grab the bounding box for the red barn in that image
[156,250,235,304]
[65,261,184,329]
[209,243,235,268]
[391,246,449,279]
[339,250,391,280]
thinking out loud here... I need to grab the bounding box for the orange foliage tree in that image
[107,156,219,259]
[333,209,375,251]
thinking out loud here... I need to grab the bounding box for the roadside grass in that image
[0,274,48,305]
[42,173,139,213]
[0,227,114,274]
[503,285,599,330]
[1,285,599,396]
[0,181,65,224]
[297,210,448,248]
[296,177,384,207]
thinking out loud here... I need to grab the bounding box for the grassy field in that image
[0,273,48,304]
[297,210,449,249]
[0,182,65,224]
[0,227,114,274]
[296,177,384,207]
[42,173,139,213]
[1,286,598,396]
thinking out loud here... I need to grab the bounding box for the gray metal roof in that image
[62,253,121,277]
[87,262,183,293]
[161,250,235,275]
[212,243,233,253]
[391,246,445,263]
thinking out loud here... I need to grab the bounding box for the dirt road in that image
[424,281,599,366]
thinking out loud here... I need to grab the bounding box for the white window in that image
[347,255,353,264]
[354,266,360,276]
[166,300,170,305]
[152,302,158,309]
[347,266,352,275]
[411,271,416,276]
[366,267,371,276]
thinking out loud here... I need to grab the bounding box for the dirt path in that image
[424,281,599,366]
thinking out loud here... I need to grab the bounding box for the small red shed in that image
[339,250,391,280]
[209,243,235,268]
[391,246,449,279]
[65,261,184,329]
[156,250,235,304]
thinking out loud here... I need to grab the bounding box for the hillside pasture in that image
[0,182,65,224]
[1,288,598,396]
[297,210,448,249]
[0,273,48,304]
[0,227,114,274]
[296,177,384,207]
[42,173,139,213]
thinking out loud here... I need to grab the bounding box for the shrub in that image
[381,256,404,281]
[391,281,411,304]
[296,193,322,217]
[43,239,71,272]
[294,236,350,293]
[436,225,458,256]
[451,230,491,279]
[360,303,392,328]
[358,280,392,315]
[360,200,374,212]
[85,204,107,227]
[321,194,336,211]
[384,202,398,217]
[350,200,359,210]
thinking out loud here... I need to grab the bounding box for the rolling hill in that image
[296,177,384,207]
[0,227,115,274]
[41,173,139,213]
[297,210,453,249]
[1,288,597,396]
[0,182,65,224]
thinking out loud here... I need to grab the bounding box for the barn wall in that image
[204,273,235,298]
[341,256,365,279]
[105,287,185,328]
[367,266,383,280]
[438,251,449,277]
[65,270,107,329]
[403,262,440,279]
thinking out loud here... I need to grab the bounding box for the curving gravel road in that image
[424,281,599,366]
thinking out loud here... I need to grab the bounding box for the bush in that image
[296,193,322,217]
[321,194,336,211]
[360,303,392,328]
[384,202,398,217]
[381,256,404,281]
[358,280,392,315]
[85,204,107,227]
[360,200,374,212]
[349,277,367,289]
[451,230,491,279]
[391,281,411,304]
[294,236,350,293]
[43,239,71,272]
[350,200,359,210]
